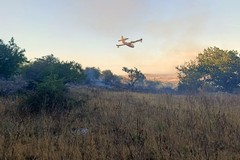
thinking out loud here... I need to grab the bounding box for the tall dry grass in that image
[0,87,240,159]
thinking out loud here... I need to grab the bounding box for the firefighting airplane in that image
[116,36,142,48]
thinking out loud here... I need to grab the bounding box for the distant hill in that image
[120,73,179,87]
[144,73,178,84]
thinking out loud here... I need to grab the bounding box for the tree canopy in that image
[21,54,85,114]
[122,67,146,87]
[0,38,28,79]
[84,67,101,84]
[101,69,121,86]
[177,47,240,93]
[22,54,85,86]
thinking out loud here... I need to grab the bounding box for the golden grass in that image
[1,87,240,159]
[144,73,178,84]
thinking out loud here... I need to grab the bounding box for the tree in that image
[122,67,146,87]
[0,37,28,78]
[101,69,121,86]
[176,47,240,93]
[84,67,101,84]
[22,54,85,86]
[176,60,204,93]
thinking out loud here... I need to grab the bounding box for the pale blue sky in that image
[1,0,240,75]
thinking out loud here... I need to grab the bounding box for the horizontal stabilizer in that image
[118,38,128,42]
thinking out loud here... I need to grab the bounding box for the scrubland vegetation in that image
[1,87,240,159]
[1,38,240,159]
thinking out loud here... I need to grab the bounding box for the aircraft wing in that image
[130,38,142,43]
[118,38,128,42]
[116,44,125,48]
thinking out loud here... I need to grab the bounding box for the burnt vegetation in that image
[1,37,240,159]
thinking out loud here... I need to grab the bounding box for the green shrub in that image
[19,54,86,115]
[22,54,85,90]
[18,75,83,115]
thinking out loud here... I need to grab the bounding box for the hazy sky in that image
[1,0,240,75]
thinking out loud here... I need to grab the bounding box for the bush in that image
[19,55,86,115]
[22,54,85,89]
[18,75,84,115]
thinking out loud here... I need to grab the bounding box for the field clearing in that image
[121,73,178,85]
[0,87,240,159]
[144,73,178,84]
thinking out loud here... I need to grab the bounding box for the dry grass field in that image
[0,87,240,159]
[121,73,178,87]
[144,74,178,84]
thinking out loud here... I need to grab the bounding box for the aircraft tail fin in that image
[118,36,128,42]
